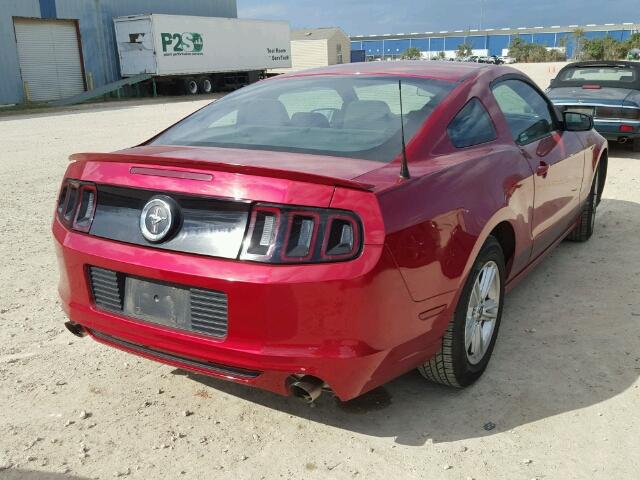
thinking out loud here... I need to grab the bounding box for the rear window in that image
[558,66,637,83]
[150,76,454,162]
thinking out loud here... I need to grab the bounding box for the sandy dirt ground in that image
[0,92,639,480]
[511,62,569,90]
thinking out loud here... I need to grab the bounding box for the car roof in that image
[551,61,640,90]
[278,60,497,83]
[560,60,640,69]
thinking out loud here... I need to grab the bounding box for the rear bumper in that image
[53,218,454,400]
[593,119,640,141]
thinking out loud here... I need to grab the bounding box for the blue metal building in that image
[0,0,237,105]
[350,23,639,61]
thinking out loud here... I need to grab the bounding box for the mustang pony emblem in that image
[147,207,168,234]
[140,197,176,242]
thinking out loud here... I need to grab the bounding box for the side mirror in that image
[563,111,593,132]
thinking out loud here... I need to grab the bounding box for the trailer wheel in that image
[183,78,199,95]
[199,77,213,94]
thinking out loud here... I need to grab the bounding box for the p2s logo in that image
[161,32,204,54]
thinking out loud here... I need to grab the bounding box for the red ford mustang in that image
[53,62,607,402]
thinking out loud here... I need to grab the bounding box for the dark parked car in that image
[547,61,640,151]
[54,62,607,402]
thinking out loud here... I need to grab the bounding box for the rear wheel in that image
[419,236,505,387]
[566,166,600,242]
[183,78,199,95]
[199,77,213,94]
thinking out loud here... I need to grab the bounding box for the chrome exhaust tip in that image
[619,137,629,144]
[64,321,87,338]
[289,376,324,404]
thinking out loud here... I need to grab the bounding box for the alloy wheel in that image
[590,168,599,231]
[464,260,501,365]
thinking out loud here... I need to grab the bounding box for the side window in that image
[492,79,555,145]
[447,98,497,148]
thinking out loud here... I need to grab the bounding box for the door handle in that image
[519,147,532,160]
[536,161,550,178]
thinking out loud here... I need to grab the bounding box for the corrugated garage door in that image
[14,18,85,102]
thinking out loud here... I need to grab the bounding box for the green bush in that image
[508,37,566,63]
[455,42,473,59]
[582,36,629,60]
[509,30,640,62]
[400,47,422,60]
[577,30,640,60]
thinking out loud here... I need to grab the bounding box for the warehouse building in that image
[0,0,236,105]
[271,27,351,74]
[350,23,639,61]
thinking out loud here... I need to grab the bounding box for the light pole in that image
[479,0,486,31]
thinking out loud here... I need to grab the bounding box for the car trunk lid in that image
[73,145,384,191]
[64,146,387,260]
[547,86,635,107]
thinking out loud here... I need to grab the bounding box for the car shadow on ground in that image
[609,142,640,160]
[177,195,640,446]
[0,470,91,480]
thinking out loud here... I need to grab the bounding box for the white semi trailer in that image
[114,14,291,95]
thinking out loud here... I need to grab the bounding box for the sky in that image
[237,0,639,36]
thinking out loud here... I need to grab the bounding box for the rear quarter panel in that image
[574,129,607,201]
[380,145,534,303]
[376,67,536,305]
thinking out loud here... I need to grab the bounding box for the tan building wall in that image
[327,31,351,65]
[270,28,351,74]
[270,39,328,74]
[291,39,328,70]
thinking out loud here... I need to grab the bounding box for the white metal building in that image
[0,0,236,105]
[271,27,351,74]
[350,22,640,61]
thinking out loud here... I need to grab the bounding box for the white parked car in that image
[499,56,517,64]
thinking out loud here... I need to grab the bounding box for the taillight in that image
[56,179,97,232]
[73,184,97,232]
[241,206,281,261]
[323,215,359,260]
[240,203,362,264]
[62,182,79,224]
[620,108,640,120]
[595,106,640,120]
[57,183,69,215]
[595,106,617,118]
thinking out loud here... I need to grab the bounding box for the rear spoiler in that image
[69,152,375,192]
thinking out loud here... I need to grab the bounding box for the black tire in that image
[633,138,640,153]
[183,78,199,95]
[199,77,213,94]
[596,156,607,206]
[566,166,599,242]
[418,236,505,387]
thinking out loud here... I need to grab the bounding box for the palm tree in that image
[573,28,586,60]
[400,47,422,60]
[456,42,473,59]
